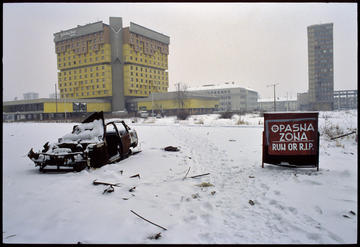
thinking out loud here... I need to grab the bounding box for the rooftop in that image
[173,83,258,93]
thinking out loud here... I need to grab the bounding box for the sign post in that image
[262,112,319,171]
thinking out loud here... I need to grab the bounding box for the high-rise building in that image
[53,17,169,112]
[307,23,334,111]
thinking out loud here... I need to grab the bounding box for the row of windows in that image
[128,87,166,95]
[59,56,107,67]
[59,78,109,88]
[61,90,109,98]
[128,49,167,61]
[59,65,107,76]
[129,72,166,80]
[126,56,167,67]
[128,65,167,74]
[128,32,169,55]
[57,31,104,46]
[129,81,167,88]
[58,49,105,61]
[59,72,107,81]
[207,90,231,95]
[129,78,168,85]
[60,84,107,93]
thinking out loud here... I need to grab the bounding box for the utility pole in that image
[55,83,58,114]
[151,92,154,117]
[267,83,279,112]
[286,92,289,111]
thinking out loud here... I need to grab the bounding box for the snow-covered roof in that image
[173,83,258,93]
[258,96,297,102]
[129,91,218,102]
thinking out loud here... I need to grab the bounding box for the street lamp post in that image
[267,83,279,112]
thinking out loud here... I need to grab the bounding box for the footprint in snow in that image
[202,201,213,211]
[260,183,270,190]
[303,179,322,186]
[274,190,281,195]
[314,206,323,215]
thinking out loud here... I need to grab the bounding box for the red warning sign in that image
[265,114,318,156]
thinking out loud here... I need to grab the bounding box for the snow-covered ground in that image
[2,110,357,244]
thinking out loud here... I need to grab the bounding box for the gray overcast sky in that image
[3,2,357,101]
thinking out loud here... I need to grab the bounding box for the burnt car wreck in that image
[28,111,139,172]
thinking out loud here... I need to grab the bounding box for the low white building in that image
[186,82,259,113]
[258,96,298,112]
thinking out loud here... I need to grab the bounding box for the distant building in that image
[186,82,259,112]
[23,92,39,100]
[3,98,110,121]
[297,92,309,111]
[258,97,298,112]
[128,92,219,115]
[333,90,357,110]
[54,17,169,112]
[307,23,334,111]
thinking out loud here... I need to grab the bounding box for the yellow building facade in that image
[130,92,219,115]
[54,18,170,112]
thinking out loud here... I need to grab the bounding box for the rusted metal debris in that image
[189,173,210,179]
[130,210,167,231]
[93,179,120,187]
[330,131,357,140]
[183,167,191,180]
[103,185,115,194]
[148,232,162,240]
[164,146,180,152]
[130,174,140,179]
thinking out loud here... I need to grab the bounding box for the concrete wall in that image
[109,17,125,111]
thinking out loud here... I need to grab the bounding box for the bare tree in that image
[175,82,189,119]
[175,82,188,109]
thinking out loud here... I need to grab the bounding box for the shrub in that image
[236,117,248,125]
[176,110,190,120]
[195,118,204,124]
[220,111,233,119]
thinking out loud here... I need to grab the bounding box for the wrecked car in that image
[28,111,139,172]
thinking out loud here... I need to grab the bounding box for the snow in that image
[2,110,357,244]
[60,119,104,144]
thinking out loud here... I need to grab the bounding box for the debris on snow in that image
[196,182,214,187]
[148,232,162,240]
[130,174,140,179]
[249,200,255,206]
[103,185,115,194]
[192,193,200,199]
[93,179,120,187]
[190,173,210,179]
[130,210,167,231]
[164,146,180,152]
[183,167,191,180]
